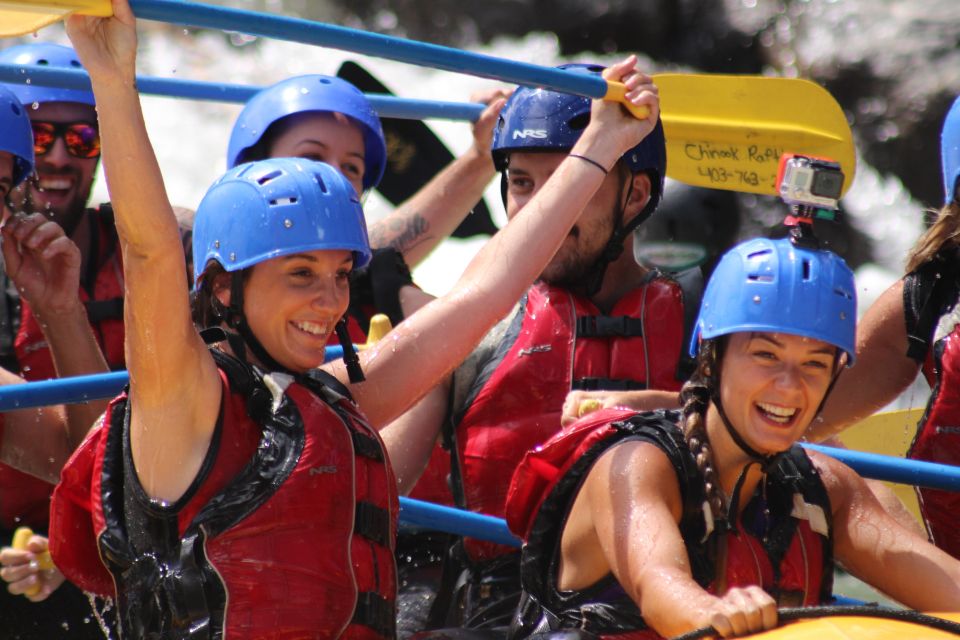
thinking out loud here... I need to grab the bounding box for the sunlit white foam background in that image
[11,22,929,410]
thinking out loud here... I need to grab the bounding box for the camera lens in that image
[811,170,844,198]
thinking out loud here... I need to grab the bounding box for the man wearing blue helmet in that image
[502,237,960,639]
[812,93,960,559]
[387,63,695,635]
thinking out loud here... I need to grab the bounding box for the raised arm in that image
[810,280,921,441]
[819,451,960,610]
[347,57,658,427]
[367,90,507,266]
[66,0,221,501]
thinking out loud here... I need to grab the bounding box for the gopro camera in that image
[776,154,845,210]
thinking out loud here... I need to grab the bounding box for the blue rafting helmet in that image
[491,62,667,214]
[941,94,960,205]
[192,157,371,287]
[226,75,387,191]
[0,43,96,107]
[0,84,35,187]
[690,237,856,366]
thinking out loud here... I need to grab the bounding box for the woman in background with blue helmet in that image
[228,71,507,343]
[811,94,960,559]
[50,0,660,636]
[502,237,960,639]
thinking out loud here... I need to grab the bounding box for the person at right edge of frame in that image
[807,94,960,560]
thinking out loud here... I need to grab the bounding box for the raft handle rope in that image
[670,604,960,640]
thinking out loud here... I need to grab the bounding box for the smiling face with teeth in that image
[715,331,838,456]
[9,102,99,232]
[216,249,353,373]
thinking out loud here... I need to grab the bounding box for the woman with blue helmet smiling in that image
[503,237,960,639]
[50,0,660,636]
[228,71,507,344]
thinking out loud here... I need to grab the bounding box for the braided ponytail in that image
[679,339,726,525]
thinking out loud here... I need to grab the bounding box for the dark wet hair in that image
[678,338,726,524]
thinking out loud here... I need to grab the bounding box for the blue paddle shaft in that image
[0,63,484,121]
[803,442,960,493]
[399,497,521,547]
[129,0,606,98]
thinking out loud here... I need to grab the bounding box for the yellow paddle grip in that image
[603,81,651,120]
[11,527,55,598]
[359,313,393,350]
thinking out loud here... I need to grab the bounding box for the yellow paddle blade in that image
[837,407,924,524]
[738,613,960,639]
[654,74,855,197]
[0,0,112,37]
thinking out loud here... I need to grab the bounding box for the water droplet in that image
[24,78,31,85]
[31,101,39,110]
[284,219,293,228]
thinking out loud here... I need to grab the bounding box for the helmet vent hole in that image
[802,259,812,280]
[9,102,20,116]
[315,174,329,194]
[834,287,853,300]
[256,169,282,185]
[37,58,49,65]
[70,60,81,68]
[269,196,298,206]
[747,274,774,283]
[568,113,590,131]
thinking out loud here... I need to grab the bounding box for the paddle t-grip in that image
[10,527,55,598]
[603,80,651,120]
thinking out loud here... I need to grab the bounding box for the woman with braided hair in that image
[502,236,960,639]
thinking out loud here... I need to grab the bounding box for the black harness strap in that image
[571,377,648,391]
[575,315,645,338]
[352,431,386,462]
[354,502,392,548]
[84,298,124,323]
[904,246,960,363]
[352,592,396,638]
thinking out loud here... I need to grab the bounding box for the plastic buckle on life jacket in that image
[575,315,645,338]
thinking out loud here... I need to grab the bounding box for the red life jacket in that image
[0,206,125,533]
[442,277,691,561]
[506,409,833,640]
[903,251,960,558]
[50,352,398,639]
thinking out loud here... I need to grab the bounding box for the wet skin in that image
[504,150,625,286]
[216,249,353,374]
[9,102,99,231]
[268,111,367,197]
[718,331,838,456]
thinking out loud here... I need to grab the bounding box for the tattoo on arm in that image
[370,213,432,253]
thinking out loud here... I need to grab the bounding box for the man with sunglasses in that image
[0,44,119,384]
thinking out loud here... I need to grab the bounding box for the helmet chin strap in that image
[709,357,845,532]
[584,169,663,298]
[213,272,366,383]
